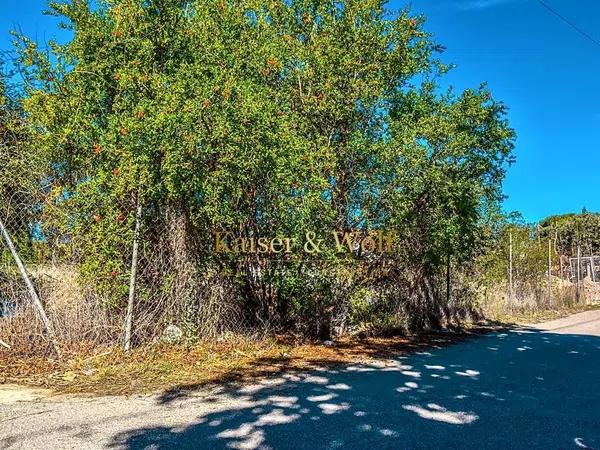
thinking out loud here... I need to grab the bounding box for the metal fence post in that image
[0,215,60,357]
[124,198,142,351]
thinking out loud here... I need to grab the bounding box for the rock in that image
[162,324,183,343]
[323,340,334,347]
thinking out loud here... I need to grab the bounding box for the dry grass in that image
[0,265,119,356]
[0,329,490,397]
[2,293,598,398]
[488,302,600,325]
[479,278,600,325]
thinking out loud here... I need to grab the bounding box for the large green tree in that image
[15,0,515,339]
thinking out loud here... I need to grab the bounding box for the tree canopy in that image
[8,0,515,339]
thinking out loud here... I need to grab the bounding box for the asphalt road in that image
[2,310,600,450]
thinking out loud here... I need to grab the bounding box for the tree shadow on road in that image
[109,328,600,449]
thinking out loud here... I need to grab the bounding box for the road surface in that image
[2,310,600,449]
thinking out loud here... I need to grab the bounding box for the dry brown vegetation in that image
[486,302,600,326]
[480,276,599,324]
[2,297,598,396]
[0,329,492,396]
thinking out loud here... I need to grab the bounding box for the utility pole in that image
[576,245,582,303]
[0,216,60,357]
[556,230,564,291]
[509,232,513,303]
[547,239,552,305]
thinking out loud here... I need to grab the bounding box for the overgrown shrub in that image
[1,0,516,350]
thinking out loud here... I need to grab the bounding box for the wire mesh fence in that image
[1,142,598,353]
[479,229,600,318]
[0,153,250,354]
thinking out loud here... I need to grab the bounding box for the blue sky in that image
[1,0,599,223]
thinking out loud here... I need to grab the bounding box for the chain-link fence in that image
[0,149,249,355]
[479,229,599,318]
[2,127,597,354]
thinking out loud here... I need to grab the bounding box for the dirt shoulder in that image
[487,302,600,325]
[0,384,56,403]
[0,328,492,397]
[3,304,598,398]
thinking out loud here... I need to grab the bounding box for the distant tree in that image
[540,212,600,256]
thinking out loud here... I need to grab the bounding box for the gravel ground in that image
[2,310,600,450]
